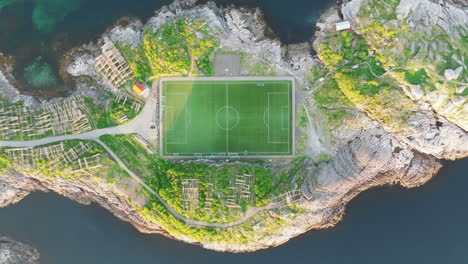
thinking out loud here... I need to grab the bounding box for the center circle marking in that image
[216,106,239,130]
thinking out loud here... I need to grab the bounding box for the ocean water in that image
[0,0,336,98]
[0,0,172,98]
[0,159,467,264]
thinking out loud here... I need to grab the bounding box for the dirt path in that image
[0,77,298,228]
[0,89,158,148]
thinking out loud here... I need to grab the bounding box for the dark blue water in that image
[0,0,336,98]
[0,159,467,264]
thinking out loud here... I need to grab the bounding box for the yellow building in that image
[132,82,148,97]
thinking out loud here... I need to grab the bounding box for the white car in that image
[150,121,156,129]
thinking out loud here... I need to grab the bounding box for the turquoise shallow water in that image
[0,159,467,263]
[0,0,336,98]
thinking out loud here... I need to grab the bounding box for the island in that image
[0,0,467,253]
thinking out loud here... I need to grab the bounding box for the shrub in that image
[405,68,429,85]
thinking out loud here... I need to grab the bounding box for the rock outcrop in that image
[0,237,40,264]
[0,169,166,236]
[397,0,468,38]
[444,66,463,81]
[199,128,441,252]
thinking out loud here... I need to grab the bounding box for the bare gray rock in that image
[397,112,468,159]
[107,18,143,47]
[342,0,366,20]
[0,169,165,236]
[0,237,39,264]
[0,183,30,207]
[204,128,441,252]
[397,0,468,38]
[66,52,96,78]
[444,66,463,80]
[302,128,440,212]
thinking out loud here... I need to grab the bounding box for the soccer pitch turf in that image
[160,78,294,157]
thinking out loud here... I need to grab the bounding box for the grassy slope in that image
[97,134,308,245]
[315,0,467,134]
[115,18,218,82]
[356,0,467,98]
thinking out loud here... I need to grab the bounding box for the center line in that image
[226,83,229,153]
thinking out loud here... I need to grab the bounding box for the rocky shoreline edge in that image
[0,236,40,264]
[1,0,467,252]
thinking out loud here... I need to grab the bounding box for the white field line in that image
[164,93,188,145]
[226,83,229,153]
[267,90,270,143]
[267,92,289,144]
[288,82,291,153]
[164,151,291,155]
[164,81,291,86]
[166,107,174,131]
[160,76,295,82]
[281,106,289,130]
[291,80,295,155]
[161,79,295,156]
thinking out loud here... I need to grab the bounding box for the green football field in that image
[160,79,294,157]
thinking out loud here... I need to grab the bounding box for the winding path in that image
[95,138,285,228]
[313,61,467,93]
[0,84,292,227]
[0,89,158,148]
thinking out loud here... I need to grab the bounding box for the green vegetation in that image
[0,149,10,172]
[297,106,308,128]
[99,134,153,176]
[456,88,468,97]
[73,76,99,87]
[405,68,429,85]
[270,156,308,195]
[314,152,331,165]
[313,76,352,126]
[0,99,54,141]
[99,134,287,224]
[137,201,286,245]
[318,43,343,69]
[357,0,399,21]
[3,140,117,181]
[83,94,142,129]
[161,80,293,156]
[114,41,152,82]
[317,30,417,130]
[116,18,218,81]
[146,159,273,222]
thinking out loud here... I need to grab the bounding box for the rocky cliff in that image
[0,0,467,253]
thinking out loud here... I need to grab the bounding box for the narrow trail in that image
[102,139,288,228]
[0,80,295,228]
[1,132,287,228]
[312,61,467,93]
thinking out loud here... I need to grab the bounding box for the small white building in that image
[334,21,352,31]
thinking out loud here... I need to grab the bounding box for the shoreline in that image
[0,0,467,253]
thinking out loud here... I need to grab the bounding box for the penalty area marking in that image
[162,80,294,156]
[267,92,290,144]
[164,93,189,145]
